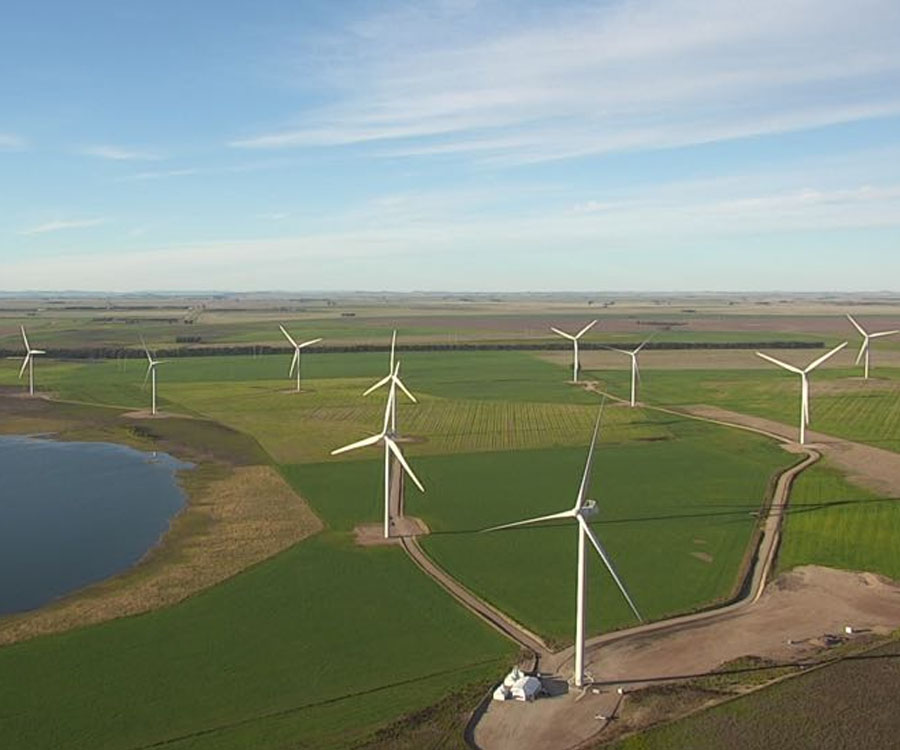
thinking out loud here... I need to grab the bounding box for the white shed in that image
[510,675,541,702]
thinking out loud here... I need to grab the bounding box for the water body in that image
[0,435,190,615]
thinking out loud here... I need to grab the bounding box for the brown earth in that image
[474,567,900,750]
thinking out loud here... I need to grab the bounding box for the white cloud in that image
[19,218,107,236]
[0,133,26,151]
[81,145,162,161]
[120,168,199,181]
[232,0,900,163]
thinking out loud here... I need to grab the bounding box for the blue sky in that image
[2,0,899,292]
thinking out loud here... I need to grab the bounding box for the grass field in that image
[777,462,900,579]
[587,365,900,453]
[403,411,792,644]
[0,487,515,749]
[1,340,889,749]
[605,637,900,750]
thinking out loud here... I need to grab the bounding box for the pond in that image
[0,435,189,615]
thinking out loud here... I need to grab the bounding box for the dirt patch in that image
[476,566,900,750]
[691,551,714,564]
[684,405,900,497]
[354,517,430,546]
[0,463,322,646]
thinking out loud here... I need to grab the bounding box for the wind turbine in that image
[331,362,425,538]
[551,320,598,383]
[755,342,847,444]
[846,314,899,380]
[483,409,642,688]
[279,325,323,393]
[363,330,417,430]
[603,337,652,407]
[19,326,46,396]
[141,339,166,416]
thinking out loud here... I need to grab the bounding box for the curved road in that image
[395,386,820,679]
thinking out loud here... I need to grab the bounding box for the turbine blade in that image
[580,518,643,622]
[598,344,630,356]
[386,438,425,492]
[143,363,152,387]
[382,386,395,433]
[855,339,868,366]
[141,336,153,363]
[18,354,30,379]
[20,326,29,351]
[870,330,900,339]
[576,319,598,339]
[279,325,298,348]
[394,375,418,403]
[32,350,46,355]
[363,373,392,396]
[482,508,576,533]
[634,335,654,354]
[804,341,848,372]
[390,330,397,371]
[575,407,604,510]
[755,351,803,374]
[846,314,867,337]
[289,348,299,376]
[331,433,382,455]
[634,356,641,384]
[298,338,323,348]
[550,327,577,341]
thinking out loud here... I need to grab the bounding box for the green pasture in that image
[400,411,793,645]
[587,365,900,453]
[0,471,514,750]
[777,462,900,579]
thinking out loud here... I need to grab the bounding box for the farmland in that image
[603,637,900,750]
[2,298,900,750]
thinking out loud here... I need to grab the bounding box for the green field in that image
[587,365,900,453]
[406,413,792,644]
[777,462,900,579]
[605,638,900,750]
[1,343,889,749]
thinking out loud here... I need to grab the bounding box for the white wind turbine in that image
[551,320,598,383]
[755,342,847,445]
[279,325,323,393]
[331,362,425,538]
[483,410,642,688]
[604,337,652,407]
[363,330,417,430]
[141,339,166,416]
[846,314,899,380]
[19,326,46,396]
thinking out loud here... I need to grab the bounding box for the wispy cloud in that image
[81,145,162,161]
[0,133,26,151]
[232,0,900,164]
[120,167,200,181]
[19,218,107,236]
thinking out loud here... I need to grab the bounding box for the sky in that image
[2,0,899,292]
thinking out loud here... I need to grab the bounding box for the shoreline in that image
[0,394,323,647]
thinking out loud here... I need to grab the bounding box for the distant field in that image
[586,365,900,453]
[405,412,793,644]
[605,637,900,750]
[777,462,900,579]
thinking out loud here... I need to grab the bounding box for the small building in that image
[510,676,541,702]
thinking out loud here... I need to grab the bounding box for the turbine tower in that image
[755,342,847,444]
[484,409,642,688]
[551,320,598,383]
[279,325,323,393]
[604,338,652,407]
[19,326,46,396]
[846,314,899,380]
[363,330,417,430]
[141,339,166,416]
[331,362,425,538]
